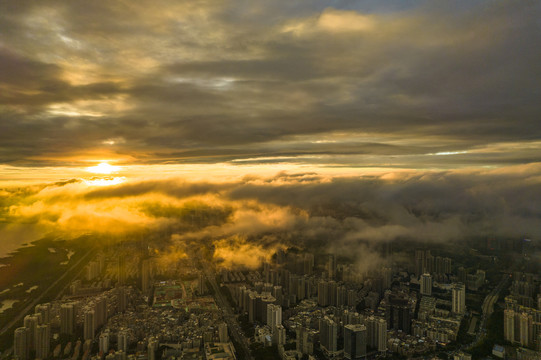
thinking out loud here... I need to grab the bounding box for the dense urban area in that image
[0,235,539,360]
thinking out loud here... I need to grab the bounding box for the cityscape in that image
[1,1,541,360]
[0,233,539,360]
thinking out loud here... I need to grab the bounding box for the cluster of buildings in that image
[503,272,541,351]
[220,249,469,359]
[11,246,237,360]
[13,311,51,360]
[13,284,131,360]
[16,242,541,360]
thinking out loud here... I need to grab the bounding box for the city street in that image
[469,273,510,348]
[202,264,254,360]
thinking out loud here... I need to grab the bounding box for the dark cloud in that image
[0,1,540,167]
[83,179,228,200]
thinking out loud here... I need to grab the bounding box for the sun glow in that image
[83,177,126,186]
[86,162,121,174]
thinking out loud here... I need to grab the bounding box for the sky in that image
[0,1,540,264]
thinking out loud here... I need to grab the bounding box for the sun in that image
[86,162,121,174]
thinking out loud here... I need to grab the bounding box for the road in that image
[0,249,95,335]
[468,273,510,348]
[0,248,95,359]
[202,263,254,360]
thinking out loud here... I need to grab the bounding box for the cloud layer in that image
[0,1,540,168]
[2,165,540,266]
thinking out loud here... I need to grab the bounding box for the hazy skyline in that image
[1,1,540,262]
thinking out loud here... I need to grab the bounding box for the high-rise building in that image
[296,326,314,355]
[99,332,110,354]
[442,257,452,274]
[365,316,376,348]
[148,337,159,360]
[519,312,532,347]
[336,285,347,307]
[238,286,247,310]
[274,325,286,346]
[84,310,95,340]
[35,324,50,359]
[117,329,129,353]
[23,314,39,351]
[319,317,338,354]
[376,318,387,352]
[502,301,539,349]
[303,253,314,275]
[466,270,486,291]
[198,274,206,295]
[386,294,411,334]
[248,292,257,323]
[266,304,282,331]
[272,285,283,306]
[218,323,229,343]
[425,251,434,274]
[289,274,299,299]
[382,267,392,290]
[420,273,432,296]
[327,254,336,280]
[95,297,107,328]
[60,303,76,335]
[269,269,278,285]
[35,303,51,324]
[117,286,127,313]
[504,309,515,343]
[347,289,357,308]
[435,256,452,275]
[297,276,306,301]
[318,281,329,307]
[365,316,387,352]
[86,260,101,281]
[116,350,126,360]
[259,294,276,323]
[415,250,426,275]
[452,283,466,314]
[344,324,367,360]
[328,281,338,307]
[415,249,435,275]
[458,267,468,284]
[14,327,29,360]
[280,268,290,289]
